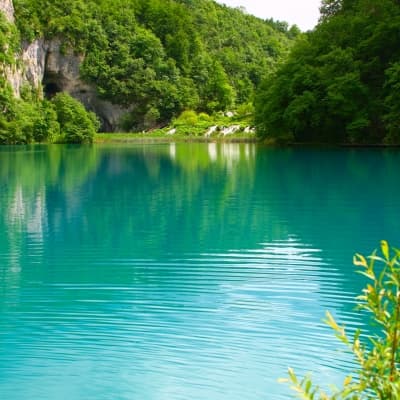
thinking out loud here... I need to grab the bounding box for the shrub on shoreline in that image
[284,241,400,399]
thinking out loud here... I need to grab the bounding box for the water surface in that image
[0,144,399,399]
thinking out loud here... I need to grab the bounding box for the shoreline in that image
[94,134,400,148]
[94,133,259,144]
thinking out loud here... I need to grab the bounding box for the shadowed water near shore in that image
[0,144,399,399]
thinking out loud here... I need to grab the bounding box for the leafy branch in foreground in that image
[281,241,400,399]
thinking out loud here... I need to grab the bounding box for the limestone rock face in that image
[0,0,14,23]
[45,40,86,94]
[1,0,49,97]
[6,39,47,97]
[1,0,129,131]
[43,40,130,131]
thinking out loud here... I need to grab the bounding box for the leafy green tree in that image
[173,110,198,127]
[0,79,60,144]
[52,93,98,143]
[319,0,343,21]
[0,13,19,65]
[33,101,60,142]
[255,0,400,144]
[383,62,400,143]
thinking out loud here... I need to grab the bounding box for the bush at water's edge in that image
[284,241,400,399]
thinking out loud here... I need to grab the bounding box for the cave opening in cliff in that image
[43,70,61,99]
[44,82,61,99]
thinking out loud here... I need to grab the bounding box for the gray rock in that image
[221,125,241,136]
[1,0,130,131]
[6,39,47,97]
[205,125,217,137]
[0,0,14,23]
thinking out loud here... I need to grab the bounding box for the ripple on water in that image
[0,238,360,400]
[1,145,398,399]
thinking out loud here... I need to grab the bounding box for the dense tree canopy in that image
[10,0,296,131]
[255,0,400,144]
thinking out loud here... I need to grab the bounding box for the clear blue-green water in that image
[0,144,399,399]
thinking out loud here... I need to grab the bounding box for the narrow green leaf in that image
[381,240,389,260]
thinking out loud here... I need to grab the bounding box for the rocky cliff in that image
[5,39,46,97]
[42,40,128,131]
[1,0,127,131]
[0,0,13,23]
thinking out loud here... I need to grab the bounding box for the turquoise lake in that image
[0,143,399,399]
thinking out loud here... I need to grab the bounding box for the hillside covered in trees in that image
[0,0,298,143]
[255,0,400,144]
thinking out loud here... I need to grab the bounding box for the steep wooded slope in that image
[255,0,400,144]
[6,0,296,132]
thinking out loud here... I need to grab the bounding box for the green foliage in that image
[198,112,211,122]
[383,62,400,143]
[13,0,295,130]
[12,0,93,48]
[12,99,60,144]
[0,81,96,144]
[284,241,400,399]
[200,60,235,112]
[142,106,160,130]
[0,78,60,145]
[0,12,19,66]
[52,93,98,143]
[173,110,198,127]
[255,0,400,144]
[236,102,254,118]
[319,0,343,22]
[32,101,60,142]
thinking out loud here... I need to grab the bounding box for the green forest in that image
[0,0,296,143]
[1,0,400,144]
[255,0,400,144]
